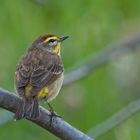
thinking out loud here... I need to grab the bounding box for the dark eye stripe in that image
[48,39,56,43]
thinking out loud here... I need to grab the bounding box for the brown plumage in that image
[14,34,68,120]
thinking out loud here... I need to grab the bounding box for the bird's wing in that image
[30,63,63,90]
[15,51,63,97]
[15,62,30,96]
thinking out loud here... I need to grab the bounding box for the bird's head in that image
[32,34,69,55]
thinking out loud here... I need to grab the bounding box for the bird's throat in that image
[54,44,61,55]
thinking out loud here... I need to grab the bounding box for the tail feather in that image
[14,98,40,120]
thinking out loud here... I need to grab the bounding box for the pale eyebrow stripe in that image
[44,37,58,43]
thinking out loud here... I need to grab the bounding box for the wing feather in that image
[15,50,63,97]
[31,64,63,88]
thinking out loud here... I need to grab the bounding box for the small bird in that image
[15,34,68,120]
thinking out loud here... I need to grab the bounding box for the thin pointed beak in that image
[60,36,69,42]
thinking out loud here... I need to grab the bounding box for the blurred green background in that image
[0,0,140,140]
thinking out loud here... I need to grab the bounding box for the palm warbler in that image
[15,34,68,120]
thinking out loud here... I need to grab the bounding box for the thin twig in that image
[64,35,140,85]
[88,99,140,139]
[0,88,93,140]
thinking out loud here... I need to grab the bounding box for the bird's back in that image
[15,48,64,98]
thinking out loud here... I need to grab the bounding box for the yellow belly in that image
[38,87,49,99]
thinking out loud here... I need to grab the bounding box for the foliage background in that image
[0,0,140,139]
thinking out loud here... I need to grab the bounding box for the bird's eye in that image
[48,39,58,46]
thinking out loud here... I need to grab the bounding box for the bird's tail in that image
[14,98,40,120]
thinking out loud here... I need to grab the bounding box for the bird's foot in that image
[47,103,61,125]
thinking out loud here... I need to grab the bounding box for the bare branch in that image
[88,100,140,138]
[0,88,93,140]
[64,35,140,85]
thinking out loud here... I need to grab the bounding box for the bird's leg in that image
[47,102,61,117]
[47,103,61,125]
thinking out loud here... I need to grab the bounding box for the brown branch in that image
[0,88,93,140]
[64,35,140,85]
